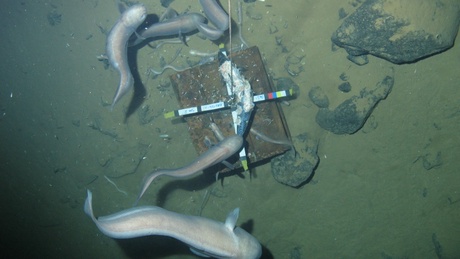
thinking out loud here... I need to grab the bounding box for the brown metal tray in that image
[170,46,291,170]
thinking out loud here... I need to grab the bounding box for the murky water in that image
[1,0,459,258]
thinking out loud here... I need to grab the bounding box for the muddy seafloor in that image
[0,0,459,258]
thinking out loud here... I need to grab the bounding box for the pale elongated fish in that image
[84,190,262,258]
[107,4,147,110]
[136,135,243,204]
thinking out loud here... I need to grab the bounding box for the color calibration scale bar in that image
[164,89,293,119]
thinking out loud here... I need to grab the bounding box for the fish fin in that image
[224,208,240,230]
[128,31,147,47]
[178,31,188,46]
[134,31,144,40]
[117,0,127,13]
[159,7,178,21]
[84,189,95,220]
[189,247,211,257]
[221,160,235,170]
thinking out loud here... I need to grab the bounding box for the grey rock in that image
[338,82,352,93]
[347,54,368,66]
[338,8,348,20]
[316,75,394,134]
[275,77,300,95]
[309,86,329,108]
[339,72,349,81]
[271,134,319,187]
[160,0,175,8]
[332,0,460,64]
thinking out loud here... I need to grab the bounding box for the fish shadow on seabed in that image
[151,161,242,207]
[122,46,147,123]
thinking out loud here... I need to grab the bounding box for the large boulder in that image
[271,134,319,188]
[315,75,394,135]
[332,0,460,64]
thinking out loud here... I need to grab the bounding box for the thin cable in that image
[228,0,234,99]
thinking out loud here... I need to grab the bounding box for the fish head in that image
[233,227,262,259]
[122,4,147,29]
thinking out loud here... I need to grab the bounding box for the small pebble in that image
[338,82,352,92]
[338,8,348,19]
[308,86,329,108]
